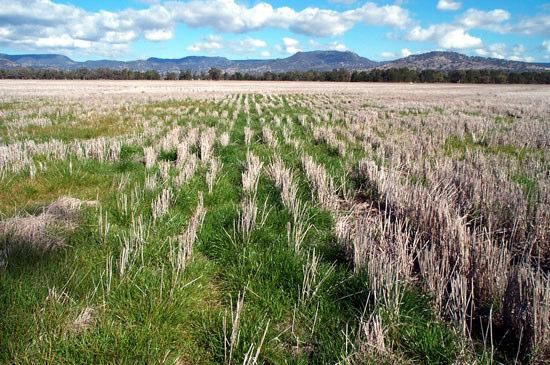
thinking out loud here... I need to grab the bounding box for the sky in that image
[0,0,548,62]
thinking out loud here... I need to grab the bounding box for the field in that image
[0,80,548,364]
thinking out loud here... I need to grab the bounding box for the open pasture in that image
[0,81,548,364]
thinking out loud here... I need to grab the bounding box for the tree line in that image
[1,66,548,84]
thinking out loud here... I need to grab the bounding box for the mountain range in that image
[0,50,548,73]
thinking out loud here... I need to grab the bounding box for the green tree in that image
[208,67,222,80]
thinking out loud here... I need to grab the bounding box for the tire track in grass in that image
[193,109,307,363]
[185,100,359,363]
[249,112,372,363]
[189,111,272,363]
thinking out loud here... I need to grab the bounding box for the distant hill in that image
[380,51,548,72]
[262,51,378,72]
[0,54,77,68]
[0,50,548,73]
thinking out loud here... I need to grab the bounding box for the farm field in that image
[0,81,548,364]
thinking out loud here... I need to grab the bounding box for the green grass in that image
[0,95,481,364]
[443,134,545,161]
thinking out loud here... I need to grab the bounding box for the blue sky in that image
[0,0,548,62]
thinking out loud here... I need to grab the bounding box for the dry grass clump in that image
[199,128,216,162]
[116,214,149,279]
[222,292,270,365]
[291,91,549,360]
[69,307,96,335]
[355,314,391,363]
[267,157,298,213]
[206,158,222,194]
[220,132,230,147]
[0,196,94,252]
[175,154,198,188]
[170,192,207,284]
[261,126,278,148]
[176,141,190,167]
[151,187,172,221]
[242,151,263,195]
[76,138,122,162]
[267,157,311,252]
[244,126,253,146]
[301,154,338,212]
[351,213,417,313]
[503,265,550,361]
[236,151,268,243]
[144,146,157,169]
[299,249,334,305]
[313,126,346,157]
[355,153,550,360]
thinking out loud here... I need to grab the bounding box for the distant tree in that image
[449,70,466,83]
[143,70,160,80]
[208,67,222,80]
[165,72,179,80]
[179,70,193,80]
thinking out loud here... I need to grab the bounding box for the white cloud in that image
[282,37,302,54]
[0,27,11,38]
[229,37,268,54]
[144,29,173,41]
[380,48,411,59]
[474,48,488,57]
[308,38,348,52]
[543,40,550,53]
[169,1,411,37]
[402,8,546,55]
[354,3,411,29]
[103,31,137,43]
[34,35,91,49]
[0,0,547,61]
[457,9,510,32]
[186,35,223,52]
[186,35,268,56]
[260,50,271,57]
[487,43,506,59]
[282,37,346,54]
[439,28,482,48]
[506,43,534,62]
[0,0,174,56]
[512,44,526,55]
[169,1,276,33]
[327,41,347,51]
[245,38,268,48]
[0,0,413,56]
[283,38,299,47]
[407,26,437,42]
[475,43,534,62]
[512,14,550,36]
[286,7,356,37]
[406,24,482,49]
[437,1,462,11]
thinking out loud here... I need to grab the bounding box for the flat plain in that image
[0,80,548,364]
